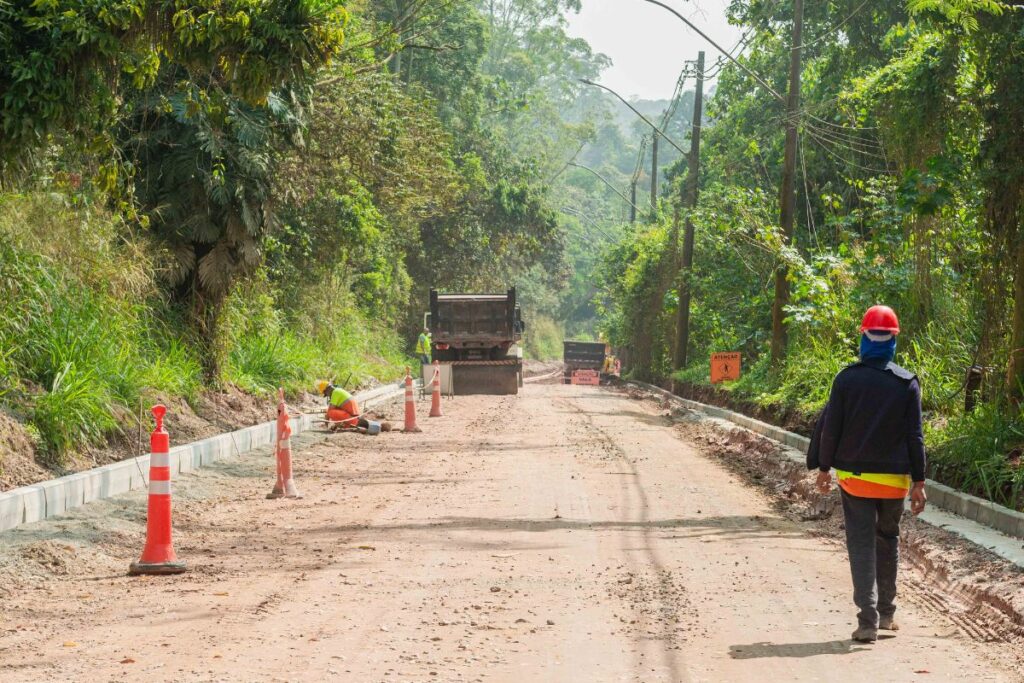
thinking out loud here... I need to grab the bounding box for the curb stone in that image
[0,379,415,534]
[625,379,1024,567]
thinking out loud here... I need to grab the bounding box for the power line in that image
[797,0,871,50]
[566,161,644,214]
[798,135,820,250]
[632,135,649,185]
[580,79,688,155]
[637,0,784,103]
[804,127,893,176]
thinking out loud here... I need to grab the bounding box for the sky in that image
[565,0,744,101]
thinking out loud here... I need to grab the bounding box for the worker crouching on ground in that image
[319,381,391,434]
[812,305,927,644]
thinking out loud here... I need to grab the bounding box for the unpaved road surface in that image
[0,383,1021,682]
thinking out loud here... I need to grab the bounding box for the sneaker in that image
[879,615,899,631]
[852,626,878,643]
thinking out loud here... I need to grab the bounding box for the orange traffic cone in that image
[429,360,443,418]
[403,367,421,433]
[130,405,187,576]
[267,388,302,499]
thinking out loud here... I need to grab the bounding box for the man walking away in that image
[416,327,432,366]
[816,305,927,644]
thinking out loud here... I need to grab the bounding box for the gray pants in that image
[840,489,904,629]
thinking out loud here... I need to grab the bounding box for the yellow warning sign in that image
[710,352,741,384]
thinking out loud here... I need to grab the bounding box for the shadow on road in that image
[729,640,868,659]
[315,514,804,540]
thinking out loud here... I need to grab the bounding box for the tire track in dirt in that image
[555,392,692,682]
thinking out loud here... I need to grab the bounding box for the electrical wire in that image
[804,127,893,176]
[796,0,871,50]
[798,135,820,250]
[637,0,784,102]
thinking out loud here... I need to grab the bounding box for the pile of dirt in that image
[523,360,563,378]
[669,380,817,436]
[0,411,47,491]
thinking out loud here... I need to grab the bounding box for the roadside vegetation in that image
[0,0,611,478]
[594,1,1024,510]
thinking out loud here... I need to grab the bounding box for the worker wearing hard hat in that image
[318,381,390,434]
[813,305,927,644]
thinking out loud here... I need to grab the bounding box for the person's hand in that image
[815,470,832,494]
[910,482,927,515]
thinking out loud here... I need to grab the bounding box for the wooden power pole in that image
[770,0,803,363]
[630,180,637,224]
[650,134,659,212]
[673,51,705,372]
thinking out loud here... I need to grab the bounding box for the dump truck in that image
[563,340,607,384]
[427,288,525,395]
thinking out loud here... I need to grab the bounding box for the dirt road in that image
[0,382,1020,682]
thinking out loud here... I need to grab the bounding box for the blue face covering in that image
[860,332,896,363]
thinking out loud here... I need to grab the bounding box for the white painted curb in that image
[0,379,413,533]
[624,380,1024,543]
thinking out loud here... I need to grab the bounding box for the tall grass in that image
[222,276,408,394]
[524,315,564,360]
[31,364,117,466]
[0,193,408,469]
[930,404,1024,510]
[0,194,203,464]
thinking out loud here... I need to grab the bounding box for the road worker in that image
[318,381,390,434]
[814,305,927,644]
[416,327,432,366]
[603,354,615,374]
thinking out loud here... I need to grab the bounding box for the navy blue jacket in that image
[818,359,926,482]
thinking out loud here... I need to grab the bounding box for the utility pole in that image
[630,181,637,224]
[770,0,803,363]
[650,134,659,212]
[673,51,705,372]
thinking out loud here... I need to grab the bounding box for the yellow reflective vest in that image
[329,387,353,409]
[416,333,431,355]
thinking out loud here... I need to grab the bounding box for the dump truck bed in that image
[563,341,606,370]
[428,288,524,394]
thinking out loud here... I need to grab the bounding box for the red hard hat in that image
[860,305,900,334]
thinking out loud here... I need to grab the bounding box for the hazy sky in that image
[565,0,743,101]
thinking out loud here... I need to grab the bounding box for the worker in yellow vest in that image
[318,381,390,434]
[416,327,432,366]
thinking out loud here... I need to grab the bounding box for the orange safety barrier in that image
[429,360,443,418]
[572,369,600,386]
[129,405,187,576]
[403,367,421,433]
[268,388,302,499]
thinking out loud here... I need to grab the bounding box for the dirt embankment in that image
[668,380,818,435]
[0,385,331,493]
[625,386,1024,647]
[522,359,563,378]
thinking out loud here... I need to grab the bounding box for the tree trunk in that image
[193,288,227,385]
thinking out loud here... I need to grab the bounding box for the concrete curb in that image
[0,379,413,534]
[624,380,1024,543]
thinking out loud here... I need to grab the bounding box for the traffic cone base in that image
[129,559,187,576]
